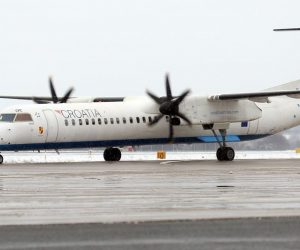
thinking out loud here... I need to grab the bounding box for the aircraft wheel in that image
[216,147,235,161]
[216,147,224,161]
[103,147,121,162]
[0,154,3,164]
[224,147,235,161]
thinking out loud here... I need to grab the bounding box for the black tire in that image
[225,147,235,161]
[216,147,235,161]
[103,148,121,161]
[0,154,3,164]
[216,147,223,161]
[112,148,121,161]
[103,148,113,161]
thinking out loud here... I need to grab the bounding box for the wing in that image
[0,95,125,103]
[0,95,53,102]
[208,90,300,103]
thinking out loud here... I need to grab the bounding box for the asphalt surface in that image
[1,159,300,225]
[0,217,299,250]
[1,157,300,249]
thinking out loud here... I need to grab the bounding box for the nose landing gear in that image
[103,147,121,162]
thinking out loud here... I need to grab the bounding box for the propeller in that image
[146,74,192,142]
[33,77,74,104]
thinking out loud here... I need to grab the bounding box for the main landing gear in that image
[212,129,235,161]
[103,147,121,162]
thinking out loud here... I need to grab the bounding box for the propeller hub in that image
[159,101,178,115]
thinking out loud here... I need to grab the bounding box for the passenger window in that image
[116,118,120,124]
[142,117,146,123]
[136,117,140,123]
[98,118,101,125]
[14,113,33,122]
[104,118,108,124]
[148,116,152,123]
[129,117,133,124]
[85,119,89,125]
[72,119,75,126]
[92,118,95,125]
[123,117,126,124]
[110,118,114,124]
[79,119,82,125]
[65,119,68,126]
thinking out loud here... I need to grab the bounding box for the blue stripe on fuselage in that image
[0,134,269,151]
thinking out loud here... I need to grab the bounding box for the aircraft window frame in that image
[92,118,95,125]
[0,113,16,123]
[116,118,120,124]
[142,117,146,123]
[148,116,152,123]
[136,117,140,123]
[65,119,69,126]
[110,118,114,124]
[98,118,101,125]
[72,119,76,126]
[104,118,108,125]
[123,117,126,124]
[79,119,83,126]
[129,117,133,124]
[85,119,89,125]
[14,113,33,122]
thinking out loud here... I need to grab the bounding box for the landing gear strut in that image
[212,129,235,161]
[103,147,121,162]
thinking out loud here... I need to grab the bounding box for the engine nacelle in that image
[181,96,262,124]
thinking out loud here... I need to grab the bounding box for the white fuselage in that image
[0,95,299,151]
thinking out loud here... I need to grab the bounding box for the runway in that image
[0,217,299,250]
[0,158,300,225]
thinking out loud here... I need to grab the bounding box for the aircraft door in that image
[247,119,259,134]
[43,110,59,142]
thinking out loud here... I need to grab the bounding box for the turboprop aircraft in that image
[0,74,300,164]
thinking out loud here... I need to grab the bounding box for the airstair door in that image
[43,110,59,142]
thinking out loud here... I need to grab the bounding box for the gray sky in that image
[0,0,300,108]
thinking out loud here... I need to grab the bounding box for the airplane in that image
[274,28,300,31]
[0,74,300,164]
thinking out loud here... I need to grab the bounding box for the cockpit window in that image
[0,113,16,122]
[14,113,33,122]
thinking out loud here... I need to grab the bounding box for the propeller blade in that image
[174,89,190,105]
[49,77,58,103]
[148,114,164,126]
[60,87,74,103]
[177,112,192,126]
[167,118,174,143]
[165,74,173,101]
[146,90,162,104]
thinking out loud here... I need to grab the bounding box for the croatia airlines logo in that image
[55,109,102,119]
